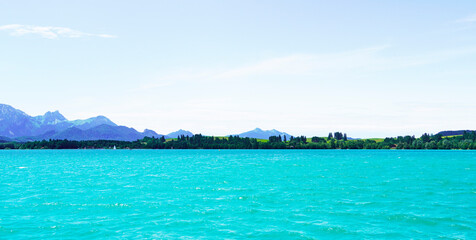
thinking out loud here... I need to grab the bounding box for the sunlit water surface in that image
[1,150,475,239]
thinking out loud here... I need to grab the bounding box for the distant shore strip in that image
[1,131,476,150]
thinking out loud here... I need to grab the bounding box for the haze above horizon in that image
[1,1,475,138]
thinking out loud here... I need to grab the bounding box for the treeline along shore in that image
[1,131,476,150]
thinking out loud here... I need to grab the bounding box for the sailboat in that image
[113,145,116,150]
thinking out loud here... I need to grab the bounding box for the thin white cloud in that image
[136,44,476,94]
[216,45,476,80]
[456,14,476,23]
[138,46,391,91]
[213,45,392,79]
[0,24,116,39]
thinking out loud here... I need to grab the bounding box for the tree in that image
[421,133,430,143]
[334,132,343,140]
[312,137,325,143]
[269,136,282,143]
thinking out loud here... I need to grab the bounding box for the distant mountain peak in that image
[0,104,37,137]
[95,115,108,119]
[142,129,163,138]
[39,110,67,124]
[0,103,28,116]
[166,129,194,138]
[238,128,292,139]
[71,115,117,130]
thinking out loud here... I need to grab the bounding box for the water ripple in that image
[0,150,475,239]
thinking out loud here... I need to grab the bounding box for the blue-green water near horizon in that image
[0,150,475,239]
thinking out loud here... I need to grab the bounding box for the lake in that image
[0,150,475,239]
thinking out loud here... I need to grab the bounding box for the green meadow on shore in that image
[1,131,476,150]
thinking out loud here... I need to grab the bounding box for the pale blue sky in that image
[1,1,475,138]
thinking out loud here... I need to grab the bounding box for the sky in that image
[1,0,475,138]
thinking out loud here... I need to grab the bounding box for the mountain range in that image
[6,103,467,142]
[0,104,168,141]
[0,104,296,141]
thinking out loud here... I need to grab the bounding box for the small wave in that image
[386,213,438,226]
[320,225,350,234]
[102,203,130,208]
[145,174,160,177]
[42,202,60,206]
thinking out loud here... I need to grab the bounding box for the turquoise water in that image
[0,150,475,239]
